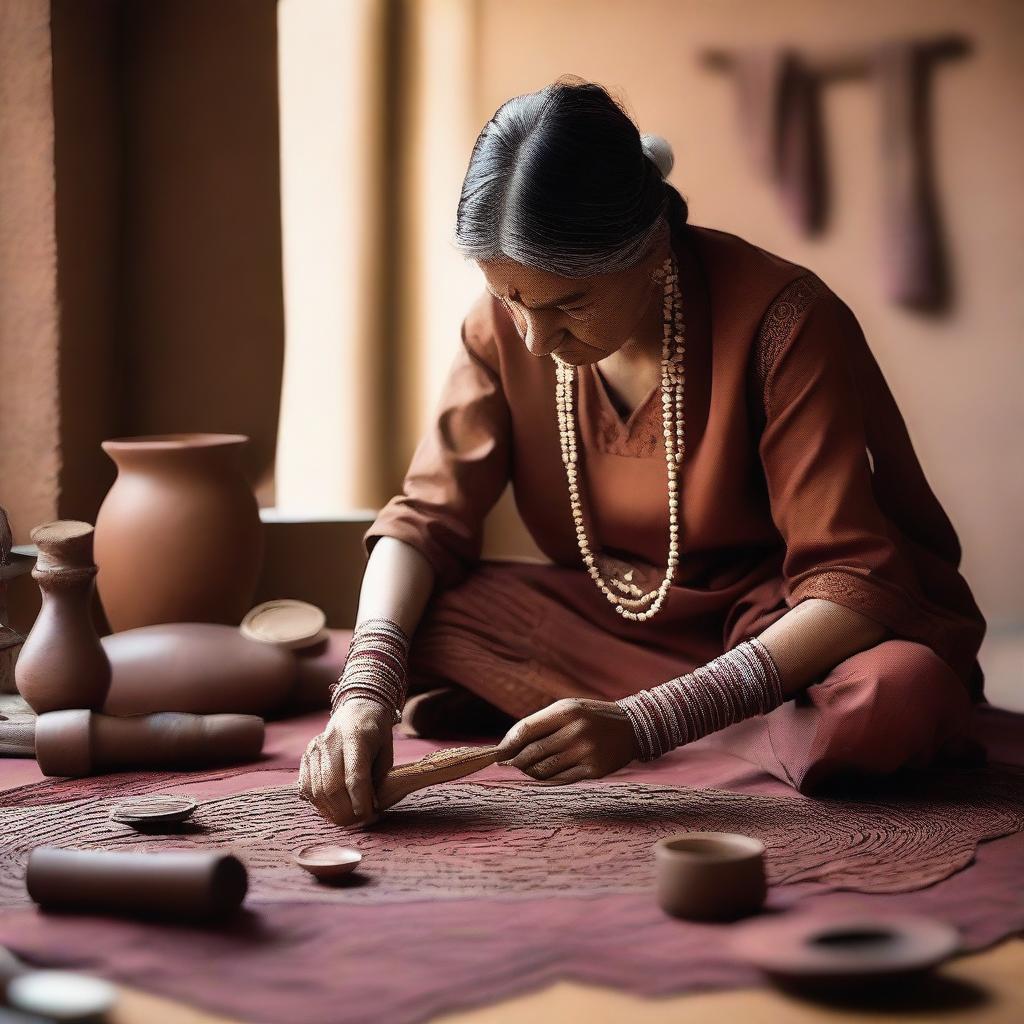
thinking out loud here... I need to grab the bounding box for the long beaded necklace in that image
[553,253,685,622]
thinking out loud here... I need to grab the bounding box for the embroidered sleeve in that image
[753,275,951,654]
[362,314,512,590]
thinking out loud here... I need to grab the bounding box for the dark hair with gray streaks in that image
[454,77,689,277]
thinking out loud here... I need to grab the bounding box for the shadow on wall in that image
[50,0,285,523]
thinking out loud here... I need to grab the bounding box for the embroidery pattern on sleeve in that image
[754,274,824,397]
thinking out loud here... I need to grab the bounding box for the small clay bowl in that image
[732,914,960,992]
[653,831,766,921]
[295,844,363,880]
[110,796,197,827]
[241,599,327,650]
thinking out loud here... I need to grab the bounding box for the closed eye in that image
[561,304,591,318]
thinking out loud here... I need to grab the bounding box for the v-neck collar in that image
[589,361,661,433]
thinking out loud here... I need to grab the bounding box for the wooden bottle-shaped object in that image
[15,521,111,714]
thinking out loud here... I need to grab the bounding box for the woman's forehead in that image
[478,257,594,302]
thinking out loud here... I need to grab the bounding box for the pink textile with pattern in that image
[0,708,1022,1024]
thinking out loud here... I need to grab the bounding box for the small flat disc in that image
[110,796,197,826]
[240,599,327,650]
[7,970,117,1021]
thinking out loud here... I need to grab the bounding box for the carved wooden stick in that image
[313,744,504,827]
[378,745,503,812]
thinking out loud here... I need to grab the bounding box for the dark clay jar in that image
[26,847,248,920]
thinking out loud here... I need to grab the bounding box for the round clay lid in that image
[110,796,198,827]
[732,914,959,985]
[0,547,35,581]
[240,599,327,650]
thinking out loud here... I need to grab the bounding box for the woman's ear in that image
[641,219,672,280]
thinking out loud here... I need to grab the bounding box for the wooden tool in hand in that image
[315,744,504,827]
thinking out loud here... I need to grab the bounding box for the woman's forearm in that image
[755,597,893,697]
[303,537,438,825]
[354,538,436,639]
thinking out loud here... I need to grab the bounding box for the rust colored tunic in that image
[362,224,986,783]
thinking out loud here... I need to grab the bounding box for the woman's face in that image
[477,229,670,366]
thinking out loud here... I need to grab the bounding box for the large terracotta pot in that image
[95,433,263,631]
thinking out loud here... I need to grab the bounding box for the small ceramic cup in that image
[653,831,766,921]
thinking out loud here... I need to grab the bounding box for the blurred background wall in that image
[1,0,1021,695]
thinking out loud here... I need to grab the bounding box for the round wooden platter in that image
[110,796,198,827]
[732,914,960,988]
[240,599,327,650]
[294,844,363,880]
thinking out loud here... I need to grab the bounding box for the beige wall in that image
[404,0,1023,634]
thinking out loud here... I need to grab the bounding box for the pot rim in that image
[653,831,765,863]
[101,433,249,452]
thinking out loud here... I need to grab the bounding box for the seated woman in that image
[298,77,986,825]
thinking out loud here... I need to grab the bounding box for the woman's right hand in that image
[297,697,395,826]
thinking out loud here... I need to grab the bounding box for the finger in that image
[313,734,358,825]
[297,745,313,802]
[307,738,340,824]
[529,764,594,786]
[503,725,576,772]
[521,744,585,780]
[370,738,394,808]
[342,733,376,823]
[299,736,327,810]
[496,702,574,761]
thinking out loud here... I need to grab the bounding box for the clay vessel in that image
[102,622,296,716]
[15,522,111,714]
[653,832,766,921]
[34,709,264,777]
[95,433,263,631]
[26,847,248,919]
[318,745,502,827]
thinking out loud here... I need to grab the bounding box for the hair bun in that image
[640,133,674,179]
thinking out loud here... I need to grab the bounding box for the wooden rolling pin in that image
[0,710,264,777]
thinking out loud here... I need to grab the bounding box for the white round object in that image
[7,970,117,1021]
[240,599,327,650]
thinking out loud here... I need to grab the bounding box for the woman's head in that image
[455,78,688,363]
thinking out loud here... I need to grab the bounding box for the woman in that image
[298,79,986,826]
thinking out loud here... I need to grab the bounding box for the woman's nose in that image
[523,318,565,357]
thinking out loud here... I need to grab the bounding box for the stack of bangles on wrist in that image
[328,617,412,724]
[615,636,784,761]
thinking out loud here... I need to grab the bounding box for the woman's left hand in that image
[495,698,637,784]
